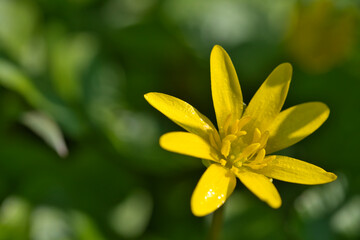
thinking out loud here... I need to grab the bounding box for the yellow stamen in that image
[233,143,261,164]
[221,140,231,158]
[244,150,270,170]
[252,148,266,164]
[231,165,239,174]
[209,132,219,149]
[237,116,251,131]
[234,161,243,168]
[252,128,261,143]
[259,131,270,149]
[220,159,227,166]
[241,143,261,159]
[236,130,247,137]
[213,131,222,147]
[223,114,232,135]
[230,119,240,134]
[223,134,237,142]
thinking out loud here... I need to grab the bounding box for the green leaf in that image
[0,196,31,239]
[0,59,45,106]
[0,0,38,59]
[0,59,84,136]
[47,25,97,102]
[71,211,106,240]
[31,207,71,240]
[21,111,68,157]
[109,189,153,238]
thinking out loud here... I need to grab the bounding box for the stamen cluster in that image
[209,115,274,174]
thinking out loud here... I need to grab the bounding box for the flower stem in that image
[208,206,224,240]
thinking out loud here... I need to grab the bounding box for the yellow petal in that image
[255,155,337,185]
[210,45,243,137]
[160,132,218,161]
[244,63,292,132]
[191,164,236,217]
[236,170,281,208]
[144,92,217,140]
[266,102,330,154]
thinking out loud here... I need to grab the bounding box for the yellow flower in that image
[144,45,337,217]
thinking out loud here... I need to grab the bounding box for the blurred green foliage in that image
[0,0,359,239]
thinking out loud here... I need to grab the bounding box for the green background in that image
[0,0,359,239]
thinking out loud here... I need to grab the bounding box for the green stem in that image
[208,205,224,240]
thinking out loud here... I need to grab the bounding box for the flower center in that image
[209,115,274,173]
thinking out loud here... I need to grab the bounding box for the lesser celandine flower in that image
[144,45,337,217]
